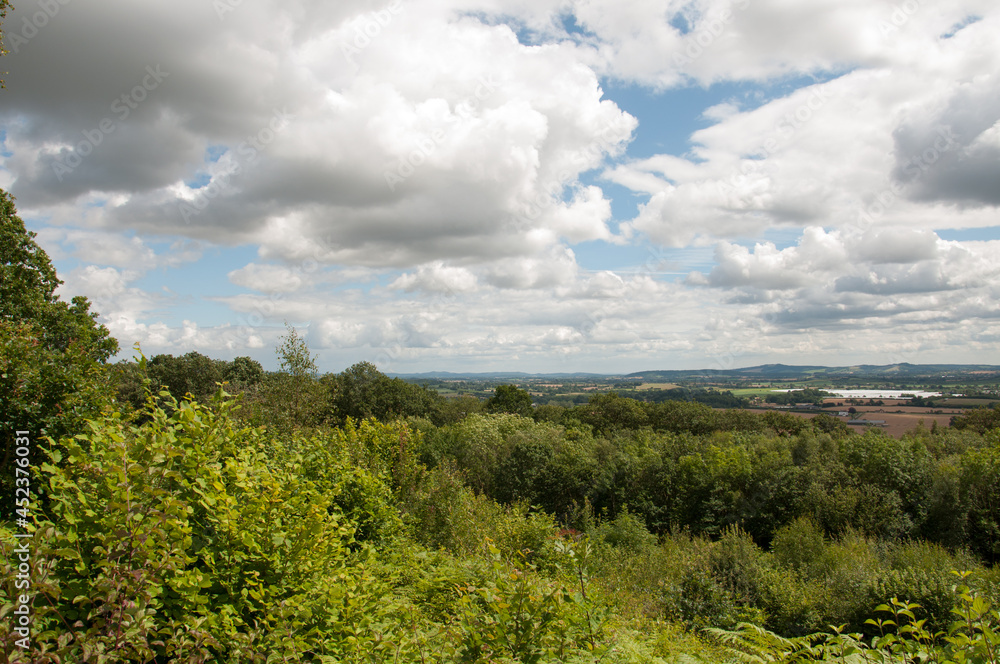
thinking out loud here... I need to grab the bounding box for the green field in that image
[731,387,778,397]
[937,397,1000,407]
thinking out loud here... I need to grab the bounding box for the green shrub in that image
[594,508,657,554]
[710,525,767,609]
[0,391,403,662]
[770,516,829,578]
[710,576,1000,664]
[960,438,1000,562]
[629,534,749,630]
[399,460,559,567]
[951,404,1000,434]
[448,539,608,662]
[445,412,541,495]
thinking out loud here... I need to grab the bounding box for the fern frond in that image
[704,623,825,664]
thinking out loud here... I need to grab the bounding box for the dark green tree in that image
[148,351,225,403]
[574,391,647,433]
[1,188,119,517]
[811,412,852,436]
[960,441,1000,562]
[429,394,483,426]
[225,355,264,387]
[326,361,383,423]
[532,403,567,424]
[111,358,149,414]
[484,384,534,417]
[0,190,117,361]
[951,404,1000,435]
[326,361,437,424]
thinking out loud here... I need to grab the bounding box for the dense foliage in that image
[952,404,1000,434]
[0,389,630,662]
[2,351,999,661]
[415,394,1000,561]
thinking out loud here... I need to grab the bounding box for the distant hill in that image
[627,363,1000,381]
[394,363,1000,382]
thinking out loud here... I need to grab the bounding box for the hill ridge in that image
[393,363,1000,381]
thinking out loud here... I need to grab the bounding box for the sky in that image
[1,0,998,374]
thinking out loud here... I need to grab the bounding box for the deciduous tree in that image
[485,384,534,417]
[267,323,326,429]
[1,188,119,516]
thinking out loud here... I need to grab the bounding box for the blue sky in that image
[2,0,999,373]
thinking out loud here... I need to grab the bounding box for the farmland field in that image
[746,401,965,438]
[937,397,1000,407]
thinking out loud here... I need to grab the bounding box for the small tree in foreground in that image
[264,323,325,429]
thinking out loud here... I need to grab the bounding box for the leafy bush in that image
[593,508,657,554]
[325,361,440,425]
[708,575,1000,664]
[449,540,607,662]
[951,404,1000,434]
[770,516,829,578]
[0,390,406,662]
[960,438,1000,562]
[1,189,119,519]
[0,319,116,520]
[400,460,560,567]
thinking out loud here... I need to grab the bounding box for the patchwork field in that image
[748,400,966,437]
